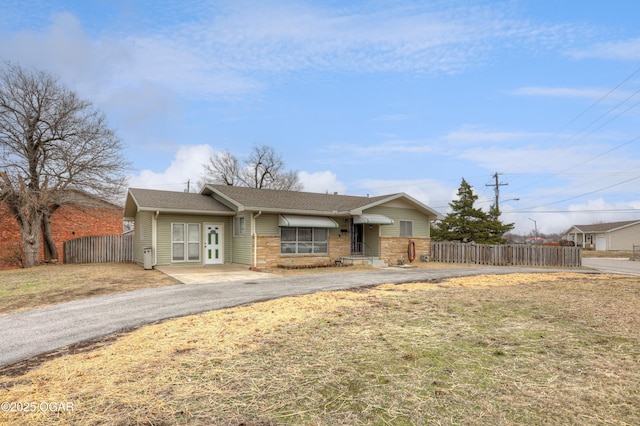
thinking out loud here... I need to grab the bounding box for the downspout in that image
[152,211,159,266]
[253,211,262,268]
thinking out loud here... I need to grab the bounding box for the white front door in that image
[204,224,223,264]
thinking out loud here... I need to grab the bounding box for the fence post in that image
[428,242,582,267]
[63,235,134,264]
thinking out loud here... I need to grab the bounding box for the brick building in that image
[0,192,123,269]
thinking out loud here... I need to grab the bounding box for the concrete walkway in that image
[0,265,593,367]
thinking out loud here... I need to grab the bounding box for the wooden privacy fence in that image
[430,241,582,267]
[64,235,134,264]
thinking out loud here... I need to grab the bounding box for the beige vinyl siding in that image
[155,214,232,266]
[133,211,153,265]
[364,206,430,238]
[610,224,640,250]
[232,212,252,265]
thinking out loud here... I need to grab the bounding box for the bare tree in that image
[203,150,241,186]
[0,63,129,267]
[203,145,302,191]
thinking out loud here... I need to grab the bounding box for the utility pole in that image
[486,172,508,212]
[529,218,538,244]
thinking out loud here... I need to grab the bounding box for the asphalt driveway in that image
[0,264,598,368]
[582,257,640,276]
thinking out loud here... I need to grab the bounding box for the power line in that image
[515,174,640,210]
[508,65,640,197]
[553,65,640,137]
[507,209,640,214]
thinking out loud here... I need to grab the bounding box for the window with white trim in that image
[281,227,329,254]
[400,220,413,237]
[234,216,245,236]
[172,223,201,262]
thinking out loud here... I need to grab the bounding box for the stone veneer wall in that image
[254,234,351,268]
[380,237,430,265]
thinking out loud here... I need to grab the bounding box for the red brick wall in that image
[0,202,123,269]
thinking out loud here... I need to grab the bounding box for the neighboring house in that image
[0,191,123,269]
[563,220,640,251]
[123,185,442,269]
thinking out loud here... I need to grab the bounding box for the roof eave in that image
[608,221,640,232]
[243,206,351,216]
[201,184,244,211]
[137,207,234,216]
[123,191,141,219]
[352,193,442,219]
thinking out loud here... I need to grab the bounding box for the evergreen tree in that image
[432,178,514,244]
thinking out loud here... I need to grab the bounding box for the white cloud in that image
[128,144,215,192]
[445,127,549,144]
[568,38,640,61]
[510,86,610,99]
[329,140,436,157]
[1,1,588,103]
[0,12,131,100]
[298,171,347,194]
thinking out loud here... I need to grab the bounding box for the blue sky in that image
[2,0,639,235]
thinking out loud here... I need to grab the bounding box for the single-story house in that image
[123,184,442,269]
[563,220,640,251]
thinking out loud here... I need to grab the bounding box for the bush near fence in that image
[63,235,134,264]
[430,241,581,267]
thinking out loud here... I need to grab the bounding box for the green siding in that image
[133,211,153,265]
[256,214,279,236]
[155,214,232,266]
[364,206,430,238]
[232,212,252,265]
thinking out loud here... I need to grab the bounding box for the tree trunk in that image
[42,212,59,263]
[15,209,43,268]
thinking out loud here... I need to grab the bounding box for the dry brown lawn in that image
[0,263,180,315]
[1,271,638,425]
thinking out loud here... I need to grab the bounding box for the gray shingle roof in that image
[204,184,397,213]
[125,185,441,219]
[124,188,233,218]
[569,220,640,233]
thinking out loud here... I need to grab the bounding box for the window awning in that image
[279,214,339,228]
[353,214,394,225]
